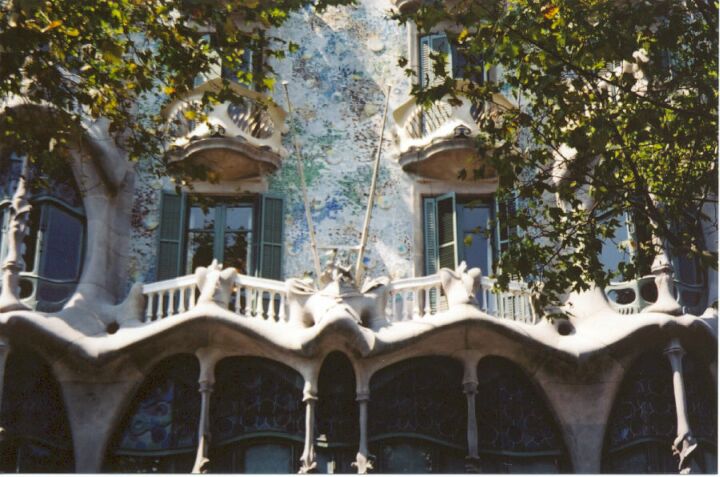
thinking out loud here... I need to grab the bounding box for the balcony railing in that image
[605,275,707,315]
[141,270,535,325]
[163,79,288,179]
[386,274,536,324]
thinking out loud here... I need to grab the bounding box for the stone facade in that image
[0,0,717,474]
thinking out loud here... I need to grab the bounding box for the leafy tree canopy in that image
[394,0,718,314]
[0,0,351,180]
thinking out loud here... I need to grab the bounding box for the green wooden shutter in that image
[424,197,439,276]
[436,192,458,270]
[157,191,186,280]
[419,33,451,88]
[257,194,284,279]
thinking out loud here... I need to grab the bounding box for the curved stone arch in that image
[208,355,306,473]
[367,355,467,473]
[474,355,571,473]
[0,347,75,472]
[0,102,134,324]
[104,353,201,473]
[602,348,717,473]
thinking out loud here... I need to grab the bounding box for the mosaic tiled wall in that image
[127,0,418,286]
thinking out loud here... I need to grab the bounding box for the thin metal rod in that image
[354,85,392,287]
[282,81,322,285]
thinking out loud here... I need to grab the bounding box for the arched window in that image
[475,357,569,473]
[0,349,75,472]
[603,351,717,473]
[0,154,85,312]
[316,352,358,473]
[208,357,305,473]
[369,356,466,473]
[106,355,200,473]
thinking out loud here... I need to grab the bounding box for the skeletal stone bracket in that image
[352,391,373,474]
[664,338,700,474]
[299,390,318,474]
[0,169,32,313]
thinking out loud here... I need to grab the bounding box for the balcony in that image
[164,79,288,180]
[139,266,536,326]
[393,87,513,182]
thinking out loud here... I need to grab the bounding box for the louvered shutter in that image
[157,191,186,280]
[419,33,452,88]
[436,192,458,270]
[257,194,284,280]
[424,197,439,276]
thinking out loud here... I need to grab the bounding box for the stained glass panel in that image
[369,357,465,447]
[476,358,563,454]
[210,358,305,443]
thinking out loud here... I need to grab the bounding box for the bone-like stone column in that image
[0,338,10,440]
[192,349,221,474]
[664,339,700,474]
[464,380,480,472]
[299,387,318,474]
[0,165,31,313]
[352,391,372,474]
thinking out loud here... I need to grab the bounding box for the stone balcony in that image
[392,86,513,182]
[163,79,288,180]
[606,275,707,316]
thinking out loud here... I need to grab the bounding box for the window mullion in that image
[215,205,226,266]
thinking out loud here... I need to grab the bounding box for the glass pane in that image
[380,443,432,473]
[223,232,249,273]
[224,206,252,232]
[460,205,491,274]
[243,444,292,474]
[39,206,83,280]
[188,205,216,231]
[676,254,702,285]
[601,214,632,274]
[186,231,215,274]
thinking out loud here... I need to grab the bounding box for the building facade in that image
[0,0,717,473]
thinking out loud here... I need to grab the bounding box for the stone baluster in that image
[191,348,221,474]
[0,163,31,313]
[664,339,700,473]
[299,382,318,473]
[352,390,372,474]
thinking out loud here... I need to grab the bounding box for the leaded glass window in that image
[475,357,568,473]
[316,352,358,473]
[0,154,85,312]
[107,355,200,473]
[0,349,75,473]
[603,351,717,473]
[369,357,465,473]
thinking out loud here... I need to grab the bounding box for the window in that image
[0,154,86,312]
[424,193,495,302]
[419,32,485,89]
[194,34,257,88]
[156,192,283,281]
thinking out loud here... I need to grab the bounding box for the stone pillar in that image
[352,391,372,474]
[463,381,480,472]
[0,164,31,313]
[192,348,221,474]
[0,338,10,440]
[664,339,700,473]
[299,388,318,474]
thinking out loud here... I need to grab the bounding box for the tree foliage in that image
[0,0,351,178]
[394,0,718,314]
